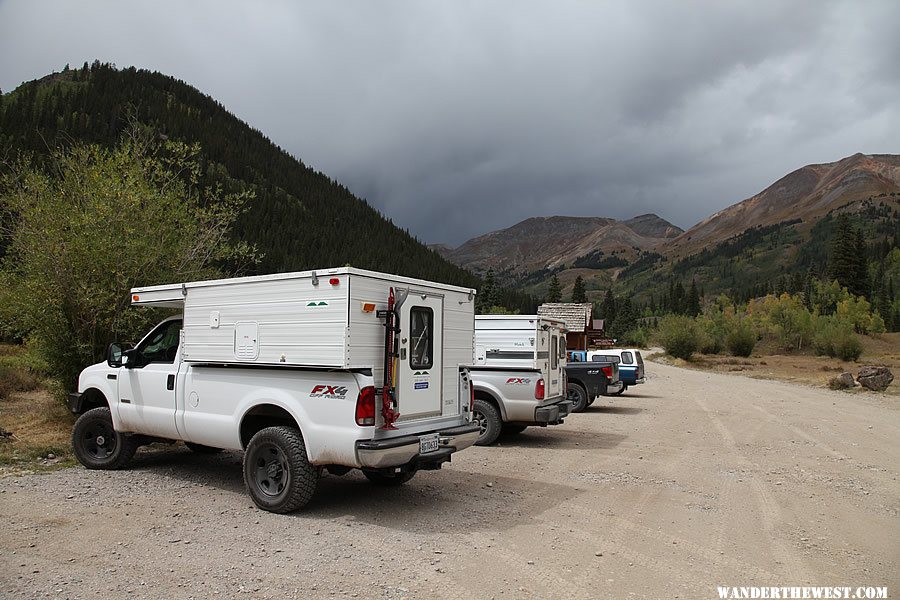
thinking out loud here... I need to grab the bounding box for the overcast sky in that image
[1,1,898,245]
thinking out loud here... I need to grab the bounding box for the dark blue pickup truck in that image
[565,351,620,411]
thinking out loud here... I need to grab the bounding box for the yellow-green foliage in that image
[0,130,257,389]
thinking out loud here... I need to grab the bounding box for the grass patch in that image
[0,344,75,474]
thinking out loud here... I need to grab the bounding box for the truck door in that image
[116,318,182,439]
[397,294,443,420]
[545,331,563,399]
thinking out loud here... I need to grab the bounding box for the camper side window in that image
[409,307,433,370]
[550,335,558,369]
[135,319,182,365]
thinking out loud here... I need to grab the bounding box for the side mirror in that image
[107,342,124,368]
[122,348,139,369]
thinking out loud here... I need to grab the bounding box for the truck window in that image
[136,319,182,365]
[621,351,634,364]
[409,307,434,370]
[550,335,558,369]
[559,337,567,363]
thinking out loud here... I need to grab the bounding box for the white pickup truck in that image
[469,315,572,445]
[68,268,480,513]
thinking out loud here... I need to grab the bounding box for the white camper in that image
[468,315,571,445]
[68,267,480,513]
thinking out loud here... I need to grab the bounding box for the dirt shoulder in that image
[650,333,900,397]
[1,363,898,599]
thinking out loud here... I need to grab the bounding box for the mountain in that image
[442,214,682,276]
[438,153,899,303]
[667,153,900,258]
[0,62,518,302]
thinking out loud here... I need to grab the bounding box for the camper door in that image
[397,293,443,420]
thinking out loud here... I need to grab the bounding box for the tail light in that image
[355,386,376,426]
[601,365,613,379]
[534,378,545,400]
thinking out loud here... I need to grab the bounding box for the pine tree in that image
[600,289,617,325]
[571,275,586,303]
[547,275,562,302]
[687,279,701,317]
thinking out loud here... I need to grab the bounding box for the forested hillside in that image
[0,62,532,309]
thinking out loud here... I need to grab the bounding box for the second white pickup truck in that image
[68,268,480,513]
[469,315,572,445]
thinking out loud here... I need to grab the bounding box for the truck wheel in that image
[243,426,316,513]
[185,442,222,454]
[501,424,528,435]
[363,470,417,486]
[472,399,502,446]
[567,383,588,412]
[72,407,139,470]
[612,385,627,396]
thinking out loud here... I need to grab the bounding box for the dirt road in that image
[1,362,897,599]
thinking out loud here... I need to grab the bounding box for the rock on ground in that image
[856,366,894,392]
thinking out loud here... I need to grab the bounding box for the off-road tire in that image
[243,426,316,513]
[473,398,502,446]
[362,470,417,486]
[612,385,627,396]
[501,424,528,435]
[72,407,139,470]
[567,383,589,413]
[185,442,222,454]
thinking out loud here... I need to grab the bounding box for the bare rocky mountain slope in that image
[436,214,682,275]
[666,153,900,258]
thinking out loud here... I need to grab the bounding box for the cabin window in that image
[559,337,567,363]
[621,351,634,365]
[135,319,182,365]
[409,307,434,370]
[550,335,559,369]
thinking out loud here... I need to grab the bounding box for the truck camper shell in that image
[131,267,477,421]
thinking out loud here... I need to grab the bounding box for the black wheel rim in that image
[473,410,488,435]
[568,387,584,405]
[81,419,117,460]
[252,443,290,498]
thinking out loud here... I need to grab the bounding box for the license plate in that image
[419,433,440,454]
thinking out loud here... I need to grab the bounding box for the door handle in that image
[167,374,175,391]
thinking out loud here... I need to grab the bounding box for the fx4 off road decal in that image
[506,377,531,385]
[310,384,349,399]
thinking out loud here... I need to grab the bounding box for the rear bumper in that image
[356,423,480,469]
[533,399,573,425]
[606,381,625,394]
[633,377,645,385]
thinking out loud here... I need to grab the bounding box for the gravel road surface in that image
[1,361,897,599]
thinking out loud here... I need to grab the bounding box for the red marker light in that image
[329,278,340,286]
[132,295,140,301]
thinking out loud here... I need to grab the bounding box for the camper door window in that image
[409,307,434,370]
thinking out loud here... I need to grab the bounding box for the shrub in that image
[812,318,862,361]
[696,316,724,354]
[725,321,757,357]
[834,333,862,361]
[621,327,649,348]
[659,315,700,360]
[0,364,40,401]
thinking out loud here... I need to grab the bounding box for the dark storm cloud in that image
[2,1,898,245]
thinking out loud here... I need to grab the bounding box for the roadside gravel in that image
[1,361,897,599]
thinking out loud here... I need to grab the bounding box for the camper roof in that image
[130,267,477,308]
